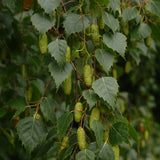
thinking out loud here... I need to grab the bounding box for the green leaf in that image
[37,0,60,14]
[146,1,160,17]
[82,90,99,110]
[122,7,138,23]
[48,60,72,88]
[95,0,109,6]
[57,112,73,141]
[109,0,120,11]
[99,143,115,160]
[95,49,114,73]
[103,32,127,57]
[128,124,139,146]
[0,108,7,118]
[63,145,74,160]
[40,97,56,123]
[139,23,151,39]
[92,77,119,107]
[63,13,90,35]
[31,13,55,34]
[108,114,128,125]
[8,97,26,118]
[89,0,104,17]
[48,39,67,64]
[76,149,95,160]
[102,12,119,32]
[131,23,151,40]
[109,122,129,145]
[92,120,104,148]
[17,117,47,153]
[87,142,98,152]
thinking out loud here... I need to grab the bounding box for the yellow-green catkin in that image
[77,127,86,150]
[63,75,72,95]
[83,64,94,87]
[74,102,83,123]
[89,107,100,129]
[39,33,48,54]
[65,46,71,62]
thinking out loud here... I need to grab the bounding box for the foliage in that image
[0,0,160,159]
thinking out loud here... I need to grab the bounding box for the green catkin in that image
[89,107,100,129]
[74,102,83,123]
[77,127,86,150]
[39,33,48,54]
[83,64,93,87]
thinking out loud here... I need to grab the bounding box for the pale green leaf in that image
[82,90,98,110]
[76,149,95,160]
[38,0,60,14]
[92,120,104,148]
[48,39,67,64]
[109,0,120,11]
[57,112,73,141]
[99,143,115,160]
[103,32,127,57]
[31,13,55,34]
[122,7,138,23]
[147,1,160,17]
[131,23,151,40]
[95,49,114,73]
[139,23,151,39]
[17,117,47,153]
[92,77,119,107]
[40,97,56,123]
[63,13,90,35]
[109,122,129,145]
[103,12,119,32]
[48,60,72,88]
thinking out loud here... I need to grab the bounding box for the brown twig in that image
[74,61,78,103]
[79,5,86,48]
[61,0,67,13]
[34,78,53,117]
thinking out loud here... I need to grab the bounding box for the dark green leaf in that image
[128,124,139,146]
[57,112,73,141]
[109,122,129,145]
[40,97,56,123]
[17,117,47,153]
[8,97,26,118]
[92,77,119,107]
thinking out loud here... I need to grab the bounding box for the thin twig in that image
[61,0,67,13]
[34,78,53,117]
[74,61,78,103]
